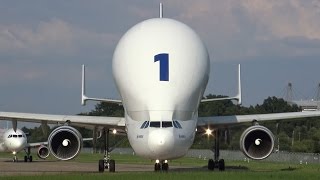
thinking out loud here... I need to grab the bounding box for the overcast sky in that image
[1,0,320,119]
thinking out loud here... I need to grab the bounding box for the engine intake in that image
[37,145,50,159]
[240,125,274,160]
[48,126,82,161]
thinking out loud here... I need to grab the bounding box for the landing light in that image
[112,129,117,134]
[205,128,213,136]
[156,159,160,164]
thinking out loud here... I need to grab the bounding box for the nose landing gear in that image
[98,128,116,173]
[208,129,225,171]
[13,155,18,162]
[154,160,169,171]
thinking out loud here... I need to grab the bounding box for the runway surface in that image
[0,159,206,176]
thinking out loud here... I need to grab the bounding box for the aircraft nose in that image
[7,138,26,151]
[148,129,174,157]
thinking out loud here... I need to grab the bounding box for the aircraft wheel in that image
[98,159,104,172]
[218,159,225,171]
[29,156,33,162]
[208,159,214,170]
[109,159,115,172]
[154,163,161,171]
[24,156,28,162]
[162,162,169,171]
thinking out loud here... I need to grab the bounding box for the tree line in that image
[23,95,320,153]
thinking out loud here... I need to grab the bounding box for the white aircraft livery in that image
[0,128,49,162]
[1,4,320,172]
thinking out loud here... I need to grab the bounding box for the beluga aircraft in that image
[1,3,320,172]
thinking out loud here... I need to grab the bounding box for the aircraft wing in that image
[197,111,320,127]
[28,141,48,147]
[0,111,125,129]
[27,138,92,148]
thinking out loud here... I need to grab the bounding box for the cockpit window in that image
[150,121,161,128]
[173,121,182,129]
[162,121,172,128]
[173,121,178,128]
[142,121,181,128]
[8,135,12,138]
[175,121,182,129]
[140,121,147,129]
[144,121,149,128]
[140,121,150,129]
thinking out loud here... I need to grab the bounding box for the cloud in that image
[161,0,320,62]
[0,18,118,62]
[241,0,320,39]
[0,18,120,86]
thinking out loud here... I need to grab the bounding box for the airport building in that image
[284,83,320,111]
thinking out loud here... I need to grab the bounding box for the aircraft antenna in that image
[159,3,163,18]
[284,82,294,103]
[316,83,320,101]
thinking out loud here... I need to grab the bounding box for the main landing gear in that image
[24,147,33,162]
[208,129,225,171]
[154,160,169,172]
[98,128,116,173]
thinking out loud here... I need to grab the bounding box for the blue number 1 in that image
[154,53,169,81]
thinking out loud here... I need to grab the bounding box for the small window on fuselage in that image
[18,135,23,138]
[8,135,12,138]
[13,135,17,138]
[150,121,161,128]
[162,121,172,128]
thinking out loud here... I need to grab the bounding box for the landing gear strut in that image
[24,147,33,162]
[13,153,18,162]
[208,129,225,171]
[154,160,169,172]
[98,128,115,173]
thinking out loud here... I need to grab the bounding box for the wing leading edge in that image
[198,111,320,127]
[0,111,125,128]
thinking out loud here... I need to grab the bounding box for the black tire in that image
[109,160,115,172]
[218,159,225,171]
[208,159,214,170]
[24,156,28,162]
[29,156,33,162]
[154,163,161,171]
[162,163,169,171]
[98,159,104,172]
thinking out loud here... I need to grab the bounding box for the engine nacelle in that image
[48,126,83,161]
[37,145,50,159]
[240,125,274,160]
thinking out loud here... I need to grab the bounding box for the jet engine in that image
[37,145,50,159]
[240,125,274,160]
[48,126,83,161]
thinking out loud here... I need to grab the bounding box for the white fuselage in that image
[0,128,27,154]
[112,18,209,160]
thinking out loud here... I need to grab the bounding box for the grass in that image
[1,152,320,180]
